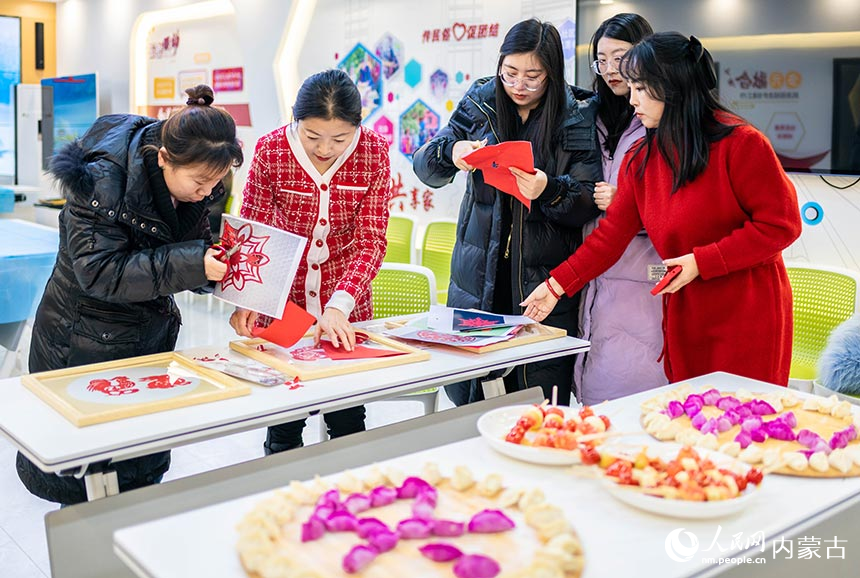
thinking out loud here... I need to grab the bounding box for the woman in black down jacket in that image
[17,85,243,505]
[413,19,602,406]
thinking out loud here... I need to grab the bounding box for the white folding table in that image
[0,328,589,499]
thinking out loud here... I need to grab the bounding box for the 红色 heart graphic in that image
[452,22,467,41]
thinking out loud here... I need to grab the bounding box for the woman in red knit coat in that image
[522,32,802,386]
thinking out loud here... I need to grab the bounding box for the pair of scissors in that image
[211,243,241,262]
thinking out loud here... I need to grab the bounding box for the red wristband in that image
[544,278,562,300]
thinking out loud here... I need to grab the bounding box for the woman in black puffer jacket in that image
[413,20,602,406]
[18,85,243,505]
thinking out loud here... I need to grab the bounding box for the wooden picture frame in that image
[21,352,252,427]
[229,331,430,380]
[384,319,567,354]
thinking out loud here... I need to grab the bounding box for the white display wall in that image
[297,0,578,223]
[144,13,254,192]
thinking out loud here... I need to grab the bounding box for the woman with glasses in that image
[575,13,667,406]
[413,19,602,406]
[522,33,801,387]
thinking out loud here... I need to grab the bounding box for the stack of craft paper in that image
[384,305,536,348]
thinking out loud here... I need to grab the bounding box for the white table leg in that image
[84,470,120,500]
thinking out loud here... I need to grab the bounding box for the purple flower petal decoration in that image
[797,429,825,449]
[316,489,342,509]
[419,543,464,562]
[313,503,335,520]
[326,510,358,532]
[453,554,502,578]
[366,529,399,553]
[397,518,434,539]
[781,411,798,429]
[432,519,466,537]
[344,493,372,514]
[811,439,831,454]
[397,476,435,499]
[412,498,436,520]
[690,411,707,431]
[748,399,777,416]
[749,427,767,443]
[829,427,857,450]
[467,509,516,533]
[741,416,763,432]
[723,409,741,425]
[342,544,378,574]
[734,430,752,449]
[369,486,398,507]
[683,394,705,417]
[666,400,685,419]
[356,517,389,539]
[716,416,734,433]
[716,396,741,411]
[700,417,719,436]
[702,389,722,406]
[762,421,797,441]
[301,515,326,542]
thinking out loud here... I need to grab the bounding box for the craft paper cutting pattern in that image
[214,215,307,318]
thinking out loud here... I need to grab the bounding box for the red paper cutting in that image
[220,221,272,291]
[463,141,535,209]
[319,340,407,360]
[253,300,316,349]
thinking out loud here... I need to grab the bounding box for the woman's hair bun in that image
[185,84,215,106]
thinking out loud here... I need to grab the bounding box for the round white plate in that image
[601,444,762,519]
[477,405,583,466]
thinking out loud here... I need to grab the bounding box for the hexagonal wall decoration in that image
[374,33,404,79]
[430,69,449,99]
[372,116,395,147]
[338,43,383,121]
[404,59,422,88]
[766,111,805,152]
[399,99,439,158]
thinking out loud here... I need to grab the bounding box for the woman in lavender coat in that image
[575,13,668,404]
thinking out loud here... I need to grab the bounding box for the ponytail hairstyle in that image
[293,69,362,126]
[589,13,653,156]
[157,84,243,178]
[621,32,739,192]
[495,19,566,165]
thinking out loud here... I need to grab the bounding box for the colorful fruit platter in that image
[640,385,860,477]
[477,401,613,466]
[236,462,584,578]
[580,444,764,519]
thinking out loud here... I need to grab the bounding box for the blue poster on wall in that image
[41,73,99,154]
[0,16,22,183]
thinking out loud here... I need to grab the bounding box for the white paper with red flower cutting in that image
[214,215,307,319]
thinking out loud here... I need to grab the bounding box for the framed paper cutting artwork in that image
[213,214,307,319]
[21,352,251,427]
[229,331,430,380]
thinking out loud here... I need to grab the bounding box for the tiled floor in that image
[0,293,453,577]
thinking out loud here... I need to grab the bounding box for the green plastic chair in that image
[420,220,457,304]
[371,263,439,414]
[383,215,416,264]
[786,262,860,390]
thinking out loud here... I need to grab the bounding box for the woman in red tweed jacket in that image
[230,69,391,453]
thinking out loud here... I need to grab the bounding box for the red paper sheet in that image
[252,300,316,349]
[319,332,407,360]
[463,141,535,209]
